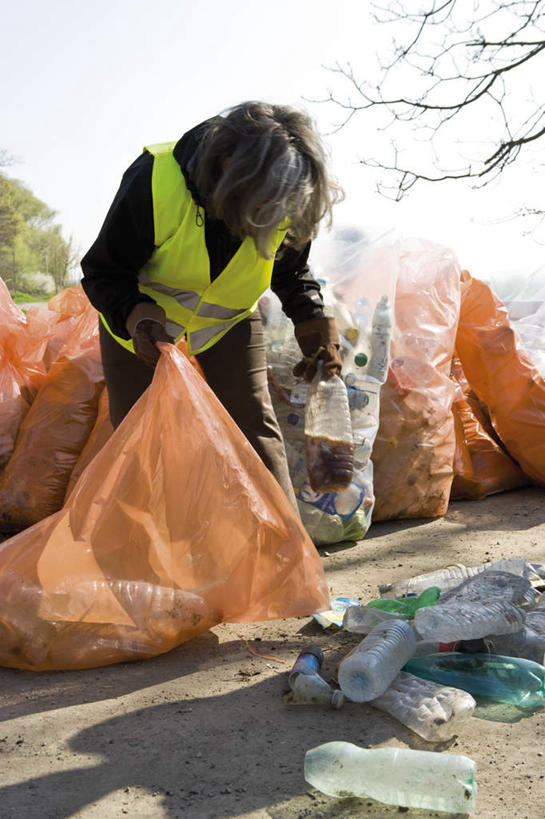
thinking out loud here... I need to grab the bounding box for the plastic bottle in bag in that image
[404,652,545,707]
[370,671,476,742]
[337,620,416,702]
[304,741,477,812]
[304,371,354,493]
[367,295,393,383]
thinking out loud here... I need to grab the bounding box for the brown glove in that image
[293,317,342,382]
[126,303,175,369]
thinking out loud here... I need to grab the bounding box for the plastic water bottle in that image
[304,741,477,812]
[438,570,537,607]
[338,620,416,701]
[343,604,410,633]
[404,652,545,707]
[367,295,392,382]
[370,671,476,742]
[286,645,345,709]
[379,557,534,598]
[469,627,545,665]
[414,598,524,642]
[304,371,354,493]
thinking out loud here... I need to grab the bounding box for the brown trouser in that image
[99,312,299,513]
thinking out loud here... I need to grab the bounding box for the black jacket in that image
[81,120,325,340]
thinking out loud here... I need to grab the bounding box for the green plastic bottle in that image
[404,652,545,707]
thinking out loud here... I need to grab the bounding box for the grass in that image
[11,291,55,304]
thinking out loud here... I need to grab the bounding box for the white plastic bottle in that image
[414,598,524,642]
[337,619,416,701]
[367,295,392,383]
[304,741,477,813]
[304,371,354,493]
[370,671,477,742]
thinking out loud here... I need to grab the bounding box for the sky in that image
[2,0,544,298]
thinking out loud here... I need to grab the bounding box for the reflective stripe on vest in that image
[100,141,288,356]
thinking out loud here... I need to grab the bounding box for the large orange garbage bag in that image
[450,357,528,499]
[0,279,49,472]
[25,285,89,370]
[63,387,113,503]
[372,239,461,520]
[0,302,104,533]
[456,273,545,485]
[0,344,328,671]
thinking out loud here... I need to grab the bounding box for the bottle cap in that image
[355,353,368,367]
[299,644,325,665]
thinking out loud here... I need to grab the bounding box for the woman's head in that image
[194,101,344,258]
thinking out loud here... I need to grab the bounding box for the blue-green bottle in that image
[404,652,545,707]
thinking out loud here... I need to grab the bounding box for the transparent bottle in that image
[404,652,545,707]
[338,619,416,702]
[286,645,345,708]
[379,556,533,598]
[304,741,477,812]
[343,604,410,634]
[414,598,524,642]
[472,627,545,665]
[370,671,476,742]
[367,295,393,383]
[304,370,354,493]
[437,570,537,607]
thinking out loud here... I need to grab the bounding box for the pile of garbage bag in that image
[0,233,543,548]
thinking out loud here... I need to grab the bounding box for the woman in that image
[81,101,344,512]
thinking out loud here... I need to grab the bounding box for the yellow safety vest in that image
[101,142,288,356]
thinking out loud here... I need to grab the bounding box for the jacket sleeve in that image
[270,241,325,325]
[80,152,156,339]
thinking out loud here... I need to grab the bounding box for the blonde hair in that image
[194,101,344,258]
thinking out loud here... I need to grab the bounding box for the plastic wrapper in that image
[0,344,328,671]
[0,301,104,533]
[456,272,545,485]
[372,239,461,520]
[450,356,528,499]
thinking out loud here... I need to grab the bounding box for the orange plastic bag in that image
[63,387,113,503]
[0,279,49,472]
[0,302,104,533]
[25,285,89,370]
[372,239,461,520]
[0,344,327,671]
[456,273,545,485]
[450,357,528,499]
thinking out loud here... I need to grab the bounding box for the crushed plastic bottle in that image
[370,671,476,742]
[286,645,345,709]
[304,370,354,493]
[367,295,392,383]
[463,628,545,665]
[404,652,545,707]
[379,557,536,599]
[414,597,524,642]
[338,619,416,702]
[437,570,537,608]
[304,741,477,813]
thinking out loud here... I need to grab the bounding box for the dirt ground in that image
[0,486,544,819]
